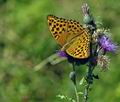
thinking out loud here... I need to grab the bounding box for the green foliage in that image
[57,94,75,102]
[0,0,120,102]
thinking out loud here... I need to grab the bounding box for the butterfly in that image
[47,15,90,59]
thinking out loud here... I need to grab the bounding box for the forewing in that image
[47,15,68,46]
[66,20,84,42]
[47,15,85,46]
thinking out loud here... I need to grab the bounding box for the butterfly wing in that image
[47,15,84,46]
[66,30,90,59]
[66,20,84,42]
[47,15,68,46]
[47,15,90,59]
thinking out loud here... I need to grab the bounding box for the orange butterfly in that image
[47,15,90,59]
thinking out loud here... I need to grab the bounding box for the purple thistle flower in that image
[57,51,67,58]
[99,35,118,52]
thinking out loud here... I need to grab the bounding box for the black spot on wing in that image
[56,28,59,30]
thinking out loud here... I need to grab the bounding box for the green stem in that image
[83,84,90,102]
[71,63,79,102]
[74,85,79,102]
[83,64,95,102]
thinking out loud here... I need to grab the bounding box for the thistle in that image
[56,2,118,102]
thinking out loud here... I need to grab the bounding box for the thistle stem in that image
[70,63,80,102]
[74,84,80,102]
[72,62,80,102]
[83,84,90,102]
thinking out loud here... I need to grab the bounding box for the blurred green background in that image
[0,0,120,102]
